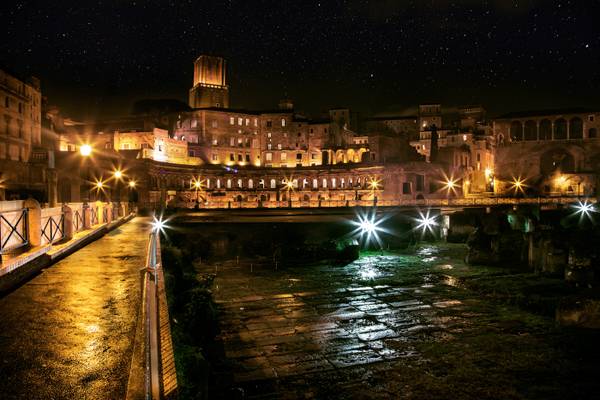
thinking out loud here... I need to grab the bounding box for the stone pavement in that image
[204,248,472,399]
[0,217,150,400]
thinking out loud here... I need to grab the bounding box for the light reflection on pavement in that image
[0,217,149,400]
[205,248,472,398]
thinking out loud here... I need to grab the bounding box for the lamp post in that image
[112,169,124,205]
[193,179,202,209]
[79,144,92,204]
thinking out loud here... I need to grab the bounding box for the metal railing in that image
[0,209,29,253]
[73,209,85,232]
[142,229,177,399]
[41,213,64,245]
[173,196,596,210]
[90,206,98,225]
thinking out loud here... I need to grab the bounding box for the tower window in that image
[266,120,272,127]
[281,118,286,127]
[230,117,234,125]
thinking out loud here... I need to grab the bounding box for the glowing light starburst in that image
[572,200,596,222]
[151,215,168,234]
[349,209,391,248]
[415,209,438,236]
[510,176,527,194]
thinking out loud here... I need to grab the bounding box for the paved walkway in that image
[0,217,150,400]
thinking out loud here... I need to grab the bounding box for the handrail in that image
[144,231,161,399]
[0,208,29,253]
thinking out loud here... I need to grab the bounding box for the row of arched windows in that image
[509,117,596,141]
[195,176,380,190]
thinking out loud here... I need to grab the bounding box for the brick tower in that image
[188,55,229,108]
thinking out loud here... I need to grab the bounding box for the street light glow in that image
[151,215,167,233]
[510,176,526,194]
[368,178,381,190]
[416,209,438,235]
[79,144,92,157]
[349,210,389,248]
[95,180,104,189]
[114,170,123,179]
[128,180,136,188]
[573,200,596,218]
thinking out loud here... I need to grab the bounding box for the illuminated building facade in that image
[493,109,600,196]
[0,69,52,200]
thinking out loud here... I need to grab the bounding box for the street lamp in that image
[112,169,124,205]
[191,177,203,209]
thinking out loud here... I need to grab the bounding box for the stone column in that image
[47,169,58,207]
[23,198,42,248]
[62,204,74,241]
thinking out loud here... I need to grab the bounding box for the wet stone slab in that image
[202,247,600,399]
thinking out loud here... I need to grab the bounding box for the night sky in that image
[3,1,600,119]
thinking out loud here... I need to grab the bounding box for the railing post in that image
[83,204,92,229]
[62,204,74,241]
[23,198,41,248]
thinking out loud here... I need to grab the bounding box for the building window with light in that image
[281,118,286,127]
[281,153,287,161]
[238,117,243,125]
[230,117,235,125]
[245,118,249,126]
[266,152,272,161]
[191,119,197,128]
[268,143,272,150]
[212,154,218,161]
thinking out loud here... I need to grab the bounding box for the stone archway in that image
[540,148,575,175]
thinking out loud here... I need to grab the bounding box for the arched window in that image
[237,179,243,188]
[216,179,221,189]
[206,178,210,188]
[248,179,254,189]
[331,178,336,188]
[554,118,567,140]
[259,179,265,189]
[589,128,598,139]
[312,179,318,189]
[510,121,523,141]
[302,178,308,189]
[270,179,276,189]
[292,179,298,188]
[322,178,328,188]
[226,179,232,189]
[539,119,552,140]
[340,178,345,188]
[569,117,583,139]
[524,120,537,141]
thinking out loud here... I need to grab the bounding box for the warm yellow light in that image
[511,176,526,193]
[444,178,458,190]
[79,144,92,157]
[194,181,202,189]
[114,170,123,179]
[368,178,381,190]
[128,180,136,188]
[484,167,493,178]
[95,181,103,189]
[556,175,567,185]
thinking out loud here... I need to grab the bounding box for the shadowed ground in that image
[202,245,600,399]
